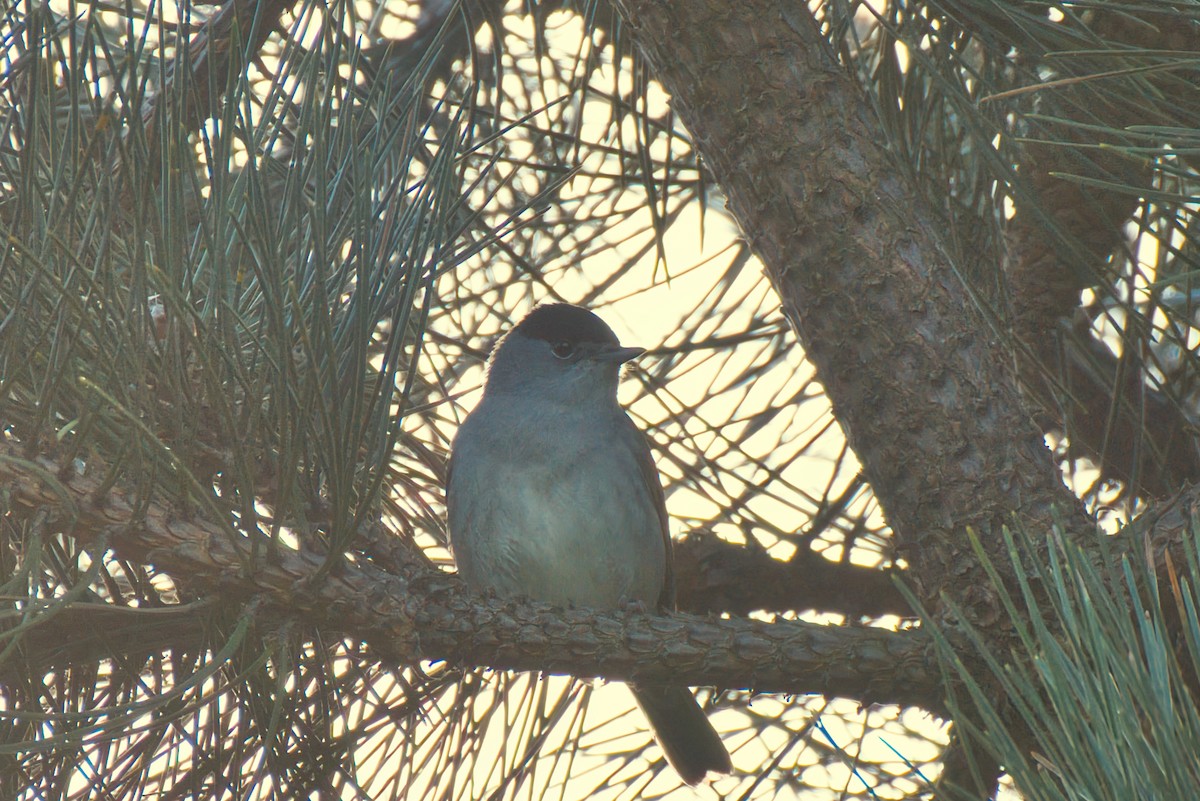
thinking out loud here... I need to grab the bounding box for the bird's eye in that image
[551,341,575,359]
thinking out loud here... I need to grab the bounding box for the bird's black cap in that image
[514,303,621,346]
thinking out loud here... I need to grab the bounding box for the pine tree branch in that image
[1037,325,1200,497]
[673,530,908,619]
[0,601,214,686]
[0,441,945,714]
[135,0,296,185]
[994,8,1200,496]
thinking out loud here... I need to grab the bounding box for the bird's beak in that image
[592,344,645,364]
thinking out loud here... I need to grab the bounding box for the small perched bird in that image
[447,302,731,785]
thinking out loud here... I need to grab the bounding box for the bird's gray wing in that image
[627,416,675,611]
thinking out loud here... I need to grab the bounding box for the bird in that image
[446,302,732,785]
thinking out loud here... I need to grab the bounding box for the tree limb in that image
[0,442,945,714]
[136,0,296,184]
[994,8,1200,495]
[673,530,909,619]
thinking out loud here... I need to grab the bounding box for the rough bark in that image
[608,0,1094,624]
[0,443,944,713]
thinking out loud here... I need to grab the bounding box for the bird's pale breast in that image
[448,400,666,608]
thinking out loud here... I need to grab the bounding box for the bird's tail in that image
[631,684,732,785]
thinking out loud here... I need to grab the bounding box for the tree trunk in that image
[609,0,1095,628]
